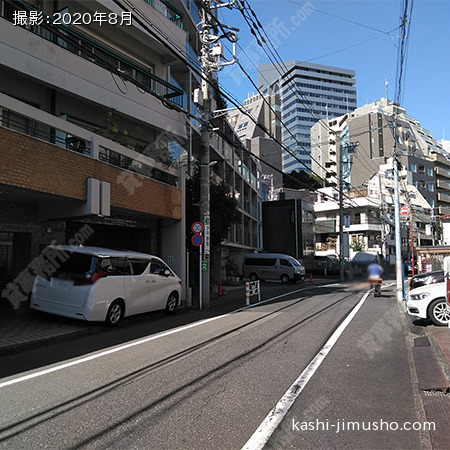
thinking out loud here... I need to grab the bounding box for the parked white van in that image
[30,246,181,326]
[243,253,305,284]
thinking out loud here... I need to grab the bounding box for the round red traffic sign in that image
[192,234,204,246]
[400,205,411,216]
[192,222,204,234]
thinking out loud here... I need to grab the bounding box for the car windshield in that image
[288,257,301,267]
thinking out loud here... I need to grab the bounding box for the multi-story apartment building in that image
[257,61,357,173]
[0,0,198,309]
[228,93,283,201]
[203,120,263,285]
[311,98,447,217]
[314,169,433,267]
[0,0,262,309]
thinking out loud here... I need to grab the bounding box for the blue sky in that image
[218,0,450,141]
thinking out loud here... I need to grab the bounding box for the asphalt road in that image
[0,281,427,449]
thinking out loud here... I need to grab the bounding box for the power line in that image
[107,0,387,222]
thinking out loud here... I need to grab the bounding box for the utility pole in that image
[197,0,238,308]
[339,140,357,281]
[393,155,403,302]
[339,143,345,282]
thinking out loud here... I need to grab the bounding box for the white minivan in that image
[30,246,181,326]
[243,253,305,284]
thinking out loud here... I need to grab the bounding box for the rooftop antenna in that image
[385,79,389,99]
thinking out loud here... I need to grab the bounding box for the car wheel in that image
[165,292,178,314]
[280,274,290,284]
[428,298,450,326]
[105,300,124,326]
[249,273,259,282]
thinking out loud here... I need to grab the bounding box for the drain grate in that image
[421,393,450,449]
[413,346,450,391]
[414,336,431,347]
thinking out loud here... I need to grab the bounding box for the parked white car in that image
[31,246,181,326]
[406,282,450,326]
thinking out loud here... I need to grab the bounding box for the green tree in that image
[186,173,241,249]
[351,241,365,252]
[210,181,241,247]
[283,170,324,190]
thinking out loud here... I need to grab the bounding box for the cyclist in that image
[367,258,384,295]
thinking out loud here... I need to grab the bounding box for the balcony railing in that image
[0,104,178,188]
[143,0,184,29]
[1,4,184,107]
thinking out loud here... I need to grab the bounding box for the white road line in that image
[242,289,372,450]
[0,283,341,389]
[0,315,227,389]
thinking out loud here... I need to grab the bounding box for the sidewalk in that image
[0,284,248,353]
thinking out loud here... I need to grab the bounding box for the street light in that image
[202,161,218,167]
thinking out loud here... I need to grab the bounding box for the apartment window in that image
[428,183,434,192]
[413,180,418,187]
[418,165,425,174]
[238,122,248,131]
[427,167,434,176]
[354,212,361,224]
[411,163,417,173]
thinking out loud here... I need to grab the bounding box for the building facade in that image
[257,61,357,173]
[0,0,208,309]
[311,98,447,219]
[314,171,433,268]
[228,93,283,201]
[0,0,265,309]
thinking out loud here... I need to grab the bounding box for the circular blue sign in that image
[192,234,204,246]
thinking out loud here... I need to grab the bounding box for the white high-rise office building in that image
[258,61,357,173]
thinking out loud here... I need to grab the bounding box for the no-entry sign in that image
[400,205,411,216]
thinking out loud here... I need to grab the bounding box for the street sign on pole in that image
[192,234,204,247]
[204,216,210,258]
[192,222,204,234]
[400,205,411,216]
